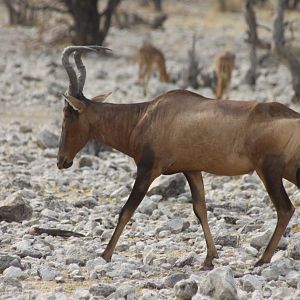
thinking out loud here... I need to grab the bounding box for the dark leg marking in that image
[101,145,158,261]
[255,155,295,266]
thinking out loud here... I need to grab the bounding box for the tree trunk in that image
[245,44,257,86]
[244,0,257,85]
[63,0,122,45]
[273,0,300,102]
[153,0,162,11]
[285,0,300,9]
[3,0,34,25]
[244,0,270,49]
[63,0,101,45]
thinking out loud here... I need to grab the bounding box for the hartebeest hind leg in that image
[185,171,218,269]
[255,156,295,266]
[101,166,157,261]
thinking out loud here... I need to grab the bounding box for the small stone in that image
[3,266,22,279]
[271,287,294,299]
[261,265,279,281]
[79,156,94,168]
[86,257,107,273]
[0,191,33,222]
[140,290,158,300]
[286,270,300,288]
[115,284,135,299]
[0,277,22,293]
[14,240,43,258]
[89,283,116,298]
[36,128,59,149]
[43,148,57,158]
[164,273,189,288]
[201,267,239,300]
[0,255,22,272]
[175,252,199,267]
[287,237,300,260]
[174,279,198,300]
[250,230,272,250]
[164,218,190,234]
[110,186,129,198]
[143,249,156,265]
[74,288,90,300]
[138,197,157,215]
[66,246,95,266]
[38,265,58,281]
[215,233,239,247]
[242,274,263,292]
[245,246,258,256]
[74,198,98,208]
[55,276,65,283]
[148,174,186,198]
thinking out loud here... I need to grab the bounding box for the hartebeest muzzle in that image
[57,155,73,169]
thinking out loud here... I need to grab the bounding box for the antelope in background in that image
[214,50,235,99]
[57,46,298,269]
[137,41,169,95]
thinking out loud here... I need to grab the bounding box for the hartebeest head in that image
[57,46,111,169]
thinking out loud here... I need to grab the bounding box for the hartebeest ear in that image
[63,94,86,112]
[91,92,112,103]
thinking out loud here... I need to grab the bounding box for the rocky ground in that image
[0,1,300,299]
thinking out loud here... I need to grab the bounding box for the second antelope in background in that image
[137,41,169,95]
[214,50,235,99]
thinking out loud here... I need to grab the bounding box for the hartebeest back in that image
[57,46,298,269]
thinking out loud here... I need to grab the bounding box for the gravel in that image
[0,1,300,299]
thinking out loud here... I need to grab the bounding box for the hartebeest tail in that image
[57,46,298,269]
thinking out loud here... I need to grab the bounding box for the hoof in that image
[101,253,112,262]
[200,264,214,271]
[254,259,269,267]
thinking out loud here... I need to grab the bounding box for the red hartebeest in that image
[57,46,297,269]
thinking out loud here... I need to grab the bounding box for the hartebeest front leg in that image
[255,156,295,266]
[101,166,158,262]
[185,171,218,269]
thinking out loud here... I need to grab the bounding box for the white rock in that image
[140,290,158,300]
[261,265,279,281]
[86,257,107,273]
[0,191,33,222]
[201,267,239,300]
[138,197,157,215]
[250,229,272,250]
[3,266,22,279]
[143,249,156,265]
[241,274,263,292]
[164,218,190,234]
[286,270,300,288]
[287,237,300,260]
[36,128,59,149]
[174,279,198,300]
[74,288,90,300]
[245,246,258,256]
[38,265,58,281]
[148,174,186,198]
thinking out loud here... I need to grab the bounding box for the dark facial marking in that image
[296,168,300,189]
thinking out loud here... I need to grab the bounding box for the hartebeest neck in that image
[88,102,150,157]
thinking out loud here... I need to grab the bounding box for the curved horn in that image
[74,46,111,95]
[62,46,112,97]
[62,47,79,96]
